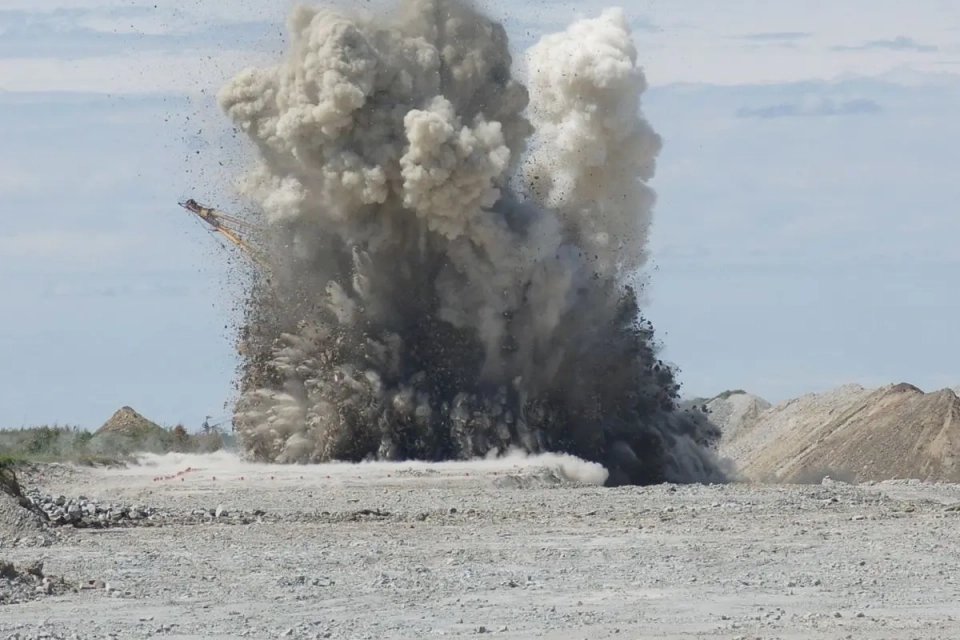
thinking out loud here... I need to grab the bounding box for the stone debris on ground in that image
[1,458,959,638]
[0,467,53,549]
[23,490,270,528]
[0,493,53,549]
[1,380,959,637]
[0,467,47,522]
[0,560,75,605]
[23,491,166,528]
[2,635,83,640]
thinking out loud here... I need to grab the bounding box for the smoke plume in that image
[219,0,723,485]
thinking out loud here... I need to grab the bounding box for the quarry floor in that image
[2,453,960,639]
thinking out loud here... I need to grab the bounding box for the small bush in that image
[0,453,26,469]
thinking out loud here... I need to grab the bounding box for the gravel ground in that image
[2,453,960,639]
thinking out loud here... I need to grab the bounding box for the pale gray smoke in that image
[220,0,724,485]
[523,8,660,278]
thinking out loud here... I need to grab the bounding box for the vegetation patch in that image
[0,408,234,467]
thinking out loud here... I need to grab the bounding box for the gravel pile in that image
[24,491,167,528]
[0,495,53,548]
[698,389,771,441]
[24,490,270,528]
[0,560,75,605]
[184,506,270,525]
[0,467,53,549]
[95,406,164,438]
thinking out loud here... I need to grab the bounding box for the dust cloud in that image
[218,0,723,485]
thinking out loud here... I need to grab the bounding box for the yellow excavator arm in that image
[178,199,267,269]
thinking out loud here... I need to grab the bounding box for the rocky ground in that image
[0,560,75,606]
[2,452,960,639]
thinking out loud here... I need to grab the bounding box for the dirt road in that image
[2,453,960,639]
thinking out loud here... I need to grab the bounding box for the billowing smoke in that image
[219,0,723,485]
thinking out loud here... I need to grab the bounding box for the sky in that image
[1,0,958,429]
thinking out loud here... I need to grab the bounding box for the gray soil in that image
[2,453,960,639]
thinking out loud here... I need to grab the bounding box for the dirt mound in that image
[700,390,771,441]
[96,406,164,438]
[0,466,51,547]
[0,465,47,520]
[92,406,172,455]
[724,384,960,483]
[0,560,75,604]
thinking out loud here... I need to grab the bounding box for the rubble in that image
[24,490,271,528]
[0,560,75,605]
[0,466,47,522]
[24,490,166,528]
[0,466,53,548]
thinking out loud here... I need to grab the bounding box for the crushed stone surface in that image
[0,560,75,606]
[1,455,959,638]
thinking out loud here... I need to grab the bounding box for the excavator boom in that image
[178,199,266,269]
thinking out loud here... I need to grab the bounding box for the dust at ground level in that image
[2,454,960,639]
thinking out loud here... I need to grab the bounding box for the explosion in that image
[219,0,723,485]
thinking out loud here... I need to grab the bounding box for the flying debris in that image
[178,199,266,269]
[212,0,726,486]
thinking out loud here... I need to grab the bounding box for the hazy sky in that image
[2,1,958,429]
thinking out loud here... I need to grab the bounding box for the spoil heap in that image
[96,406,164,439]
[92,406,170,454]
[0,465,50,547]
[0,560,74,604]
[718,384,960,483]
[686,390,771,443]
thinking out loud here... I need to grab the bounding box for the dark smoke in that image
[219,0,724,485]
